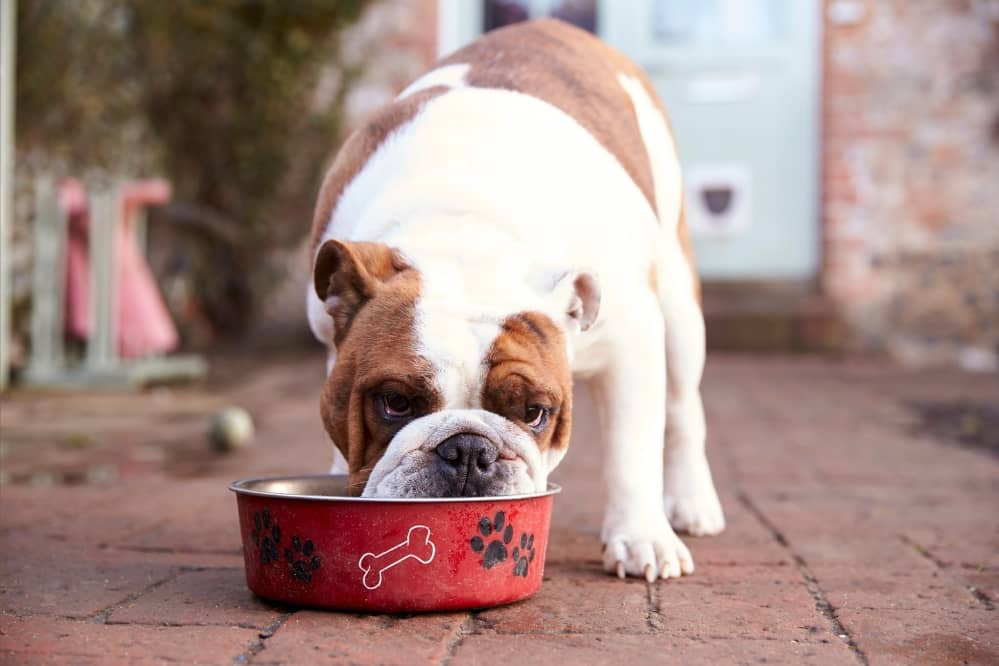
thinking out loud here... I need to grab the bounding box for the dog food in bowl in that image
[230,475,560,612]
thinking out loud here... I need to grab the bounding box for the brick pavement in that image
[1,353,996,665]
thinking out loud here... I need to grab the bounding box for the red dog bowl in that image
[230,475,560,612]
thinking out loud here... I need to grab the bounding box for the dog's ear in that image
[547,270,601,334]
[313,239,407,344]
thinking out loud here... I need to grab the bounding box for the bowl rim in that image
[229,474,562,503]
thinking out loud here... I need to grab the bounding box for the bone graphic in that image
[358,524,436,590]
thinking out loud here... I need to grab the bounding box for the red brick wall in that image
[821,0,999,368]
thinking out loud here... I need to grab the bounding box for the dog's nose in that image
[436,433,498,470]
[434,433,499,495]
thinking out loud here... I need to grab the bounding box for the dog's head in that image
[313,239,599,498]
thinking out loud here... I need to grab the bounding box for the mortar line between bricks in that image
[428,629,841,641]
[645,580,664,633]
[438,612,475,666]
[102,619,273,630]
[899,534,996,611]
[103,544,242,556]
[85,566,195,624]
[233,610,296,665]
[737,490,870,666]
[897,534,948,568]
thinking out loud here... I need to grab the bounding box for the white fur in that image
[398,63,469,99]
[307,285,335,348]
[617,75,683,234]
[329,447,348,475]
[618,75,725,537]
[308,74,724,578]
[588,288,693,579]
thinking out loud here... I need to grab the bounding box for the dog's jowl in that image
[306,19,725,581]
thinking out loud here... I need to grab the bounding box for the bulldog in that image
[306,19,725,581]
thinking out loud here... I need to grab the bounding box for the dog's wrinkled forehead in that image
[413,307,500,409]
[411,262,544,409]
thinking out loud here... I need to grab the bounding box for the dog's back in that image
[308,19,694,349]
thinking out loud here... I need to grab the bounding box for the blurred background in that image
[4,0,999,383]
[0,1,997,483]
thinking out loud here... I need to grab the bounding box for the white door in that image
[437,0,823,280]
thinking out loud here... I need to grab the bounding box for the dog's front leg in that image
[589,293,693,581]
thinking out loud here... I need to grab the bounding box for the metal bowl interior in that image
[229,474,561,503]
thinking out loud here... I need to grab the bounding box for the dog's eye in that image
[381,392,412,418]
[525,405,548,429]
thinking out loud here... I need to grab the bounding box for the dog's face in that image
[314,239,599,498]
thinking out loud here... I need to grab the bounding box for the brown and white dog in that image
[307,19,724,581]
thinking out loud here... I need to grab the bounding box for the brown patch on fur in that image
[314,240,411,345]
[307,85,448,260]
[481,312,573,454]
[318,265,443,495]
[441,19,660,218]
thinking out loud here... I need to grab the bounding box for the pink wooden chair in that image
[60,178,178,359]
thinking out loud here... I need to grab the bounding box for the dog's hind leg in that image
[656,207,725,536]
[617,72,724,536]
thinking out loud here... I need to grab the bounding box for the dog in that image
[306,19,724,581]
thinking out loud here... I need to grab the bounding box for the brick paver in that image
[0,615,261,664]
[1,353,997,664]
[256,611,467,665]
[108,569,282,628]
[448,633,857,665]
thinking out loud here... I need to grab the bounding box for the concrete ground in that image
[0,353,996,665]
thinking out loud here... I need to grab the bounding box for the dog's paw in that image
[664,455,726,536]
[665,491,725,536]
[602,512,694,581]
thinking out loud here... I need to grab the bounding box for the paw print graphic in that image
[251,510,321,584]
[252,509,281,565]
[469,511,514,569]
[285,536,322,584]
[512,532,536,577]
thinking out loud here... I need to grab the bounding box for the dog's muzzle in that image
[361,408,544,498]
